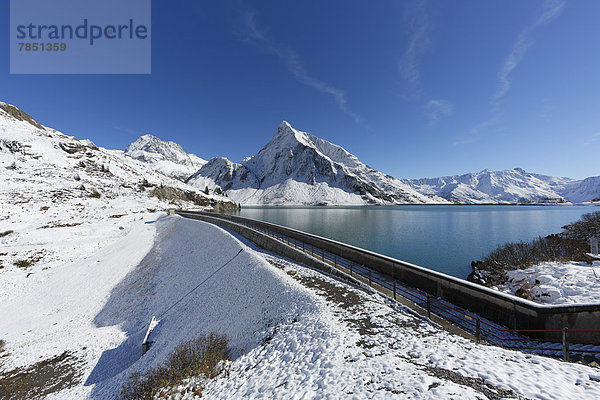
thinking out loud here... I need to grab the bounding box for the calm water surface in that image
[237,205,599,278]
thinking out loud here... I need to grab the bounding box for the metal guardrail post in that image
[476,318,481,343]
[393,280,396,300]
[334,255,337,268]
[369,269,372,286]
[321,249,325,262]
[350,262,353,276]
[302,242,305,252]
[562,327,569,361]
[311,245,314,256]
[426,296,431,319]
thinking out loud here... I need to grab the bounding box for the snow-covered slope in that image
[562,176,600,204]
[4,215,599,399]
[188,121,448,205]
[0,101,235,273]
[404,168,599,204]
[124,134,206,181]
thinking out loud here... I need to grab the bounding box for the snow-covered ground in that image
[3,214,600,399]
[2,101,600,399]
[495,261,600,305]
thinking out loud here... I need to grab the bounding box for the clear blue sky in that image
[1,0,599,179]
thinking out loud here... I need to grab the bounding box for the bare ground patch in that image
[0,351,84,399]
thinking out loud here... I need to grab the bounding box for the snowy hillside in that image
[3,215,599,399]
[125,134,206,181]
[188,121,448,205]
[562,176,600,204]
[404,168,600,204]
[0,101,235,274]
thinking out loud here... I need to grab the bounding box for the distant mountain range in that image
[127,121,598,206]
[2,99,597,206]
[403,169,600,205]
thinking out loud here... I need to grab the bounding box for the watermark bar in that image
[10,0,151,74]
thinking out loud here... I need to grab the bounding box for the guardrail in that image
[177,210,600,361]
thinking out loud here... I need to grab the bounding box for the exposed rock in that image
[514,282,533,300]
[0,102,45,130]
[59,142,87,154]
[212,201,240,213]
[149,186,211,207]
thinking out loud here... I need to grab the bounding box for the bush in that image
[478,235,587,268]
[560,211,600,241]
[468,212,597,286]
[120,333,229,400]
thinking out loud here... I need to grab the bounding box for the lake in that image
[237,205,599,278]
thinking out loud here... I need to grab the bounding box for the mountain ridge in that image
[186,121,446,205]
[4,99,597,206]
[402,168,596,204]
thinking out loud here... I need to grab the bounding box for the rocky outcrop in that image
[0,102,45,130]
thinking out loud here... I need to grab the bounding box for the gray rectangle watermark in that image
[10,0,151,74]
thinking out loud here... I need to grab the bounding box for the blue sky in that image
[1,0,599,179]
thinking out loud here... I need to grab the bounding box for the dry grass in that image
[120,333,229,400]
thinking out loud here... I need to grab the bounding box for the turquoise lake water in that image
[237,205,599,278]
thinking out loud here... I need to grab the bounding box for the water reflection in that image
[237,205,598,278]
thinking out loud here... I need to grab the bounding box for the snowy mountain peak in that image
[278,120,293,131]
[272,120,311,148]
[125,134,206,180]
[126,134,187,162]
[188,121,446,205]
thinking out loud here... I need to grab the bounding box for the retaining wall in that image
[177,210,600,344]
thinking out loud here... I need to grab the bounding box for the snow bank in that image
[496,261,600,305]
[0,215,321,399]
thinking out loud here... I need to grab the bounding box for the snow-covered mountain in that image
[187,121,448,205]
[562,177,600,204]
[403,168,600,204]
[0,102,235,257]
[124,134,206,181]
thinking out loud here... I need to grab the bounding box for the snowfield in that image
[495,261,600,305]
[3,215,600,399]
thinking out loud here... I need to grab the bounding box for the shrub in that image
[120,333,229,400]
[477,235,587,268]
[560,211,600,241]
[469,212,596,287]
